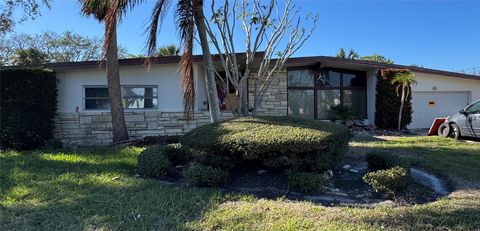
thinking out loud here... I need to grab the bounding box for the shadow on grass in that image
[359,190,480,230]
[2,136,480,230]
[0,147,224,231]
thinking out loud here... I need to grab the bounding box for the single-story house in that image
[48,55,480,146]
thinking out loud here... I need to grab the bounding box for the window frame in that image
[82,85,159,111]
[287,67,368,120]
[466,101,480,114]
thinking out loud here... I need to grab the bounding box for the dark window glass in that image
[466,101,480,114]
[85,88,108,97]
[317,90,340,119]
[85,99,109,109]
[343,89,367,118]
[318,71,340,88]
[122,87,158,98]
[288,90,314,118]
[84,86,158,110]
[288,69,314,87]
[343,73,366,87]
[85,87,109,109]
[123,98,158,109]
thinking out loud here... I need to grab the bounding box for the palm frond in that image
[146,0,170,58]
[176,0,196,120]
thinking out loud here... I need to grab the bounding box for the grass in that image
[1,136,480,230]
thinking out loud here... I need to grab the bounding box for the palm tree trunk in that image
[193,0,221,122]
[398,85,406,130]
[106,22,129,142]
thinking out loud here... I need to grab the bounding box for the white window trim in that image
[82,85,159,111]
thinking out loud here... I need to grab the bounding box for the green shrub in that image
[183,164,229,187]
[164,143,190,166]
[137,146,172,178]
[329,105,360,124]
[0,68,57,150]
[366,151,408,171]
[181,117,350,172]
[288,171,324,193]
[375,71,412,129]
[363,166,409,195]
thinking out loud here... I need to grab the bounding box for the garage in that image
[410,91,470,128]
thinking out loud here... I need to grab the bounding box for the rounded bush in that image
[363,166,409,195]
[137,146,172,178]
[288,171,324,193]
[164,143,191,166]
[183,164,229,187]
[181,116,350,172]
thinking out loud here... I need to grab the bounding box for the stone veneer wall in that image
[54,70,288,147]
[54,111,234,146]
[248,70,288,116]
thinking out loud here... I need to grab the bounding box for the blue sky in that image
[13,0,480,73]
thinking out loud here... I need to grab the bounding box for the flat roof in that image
[42,54,480,81]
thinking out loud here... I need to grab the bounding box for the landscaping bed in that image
[132,117,448,207]
[1,136,479,230]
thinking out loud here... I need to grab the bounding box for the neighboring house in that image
[48,55,480,146]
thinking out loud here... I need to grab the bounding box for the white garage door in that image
[410,91,470,128]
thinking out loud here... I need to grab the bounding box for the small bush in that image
[183,164,229,187]
[288,171,324,193]
[0,68,57,150]
[164,143,190,166]
[363,166,409,195]
[329,105,360,124]
[181,117,350,172]
[137,146,172,178]
[366,151,408,171]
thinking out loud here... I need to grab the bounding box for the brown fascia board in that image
[285,56,480,81]
[45,52,262,71]
[43,53,479,81]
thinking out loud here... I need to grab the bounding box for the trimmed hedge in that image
[137,146,172,178]
[0,68,58,149]
[288,171,324,193]
[375,71,412,129]
[363,166,409,195]
[181,116,350,172]
[183,164,229,187]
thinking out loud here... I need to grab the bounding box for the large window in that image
[287,68,367,120]
[84,86,158,110]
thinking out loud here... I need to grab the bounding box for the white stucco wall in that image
[57,63,208,113]
[411,72,480,102]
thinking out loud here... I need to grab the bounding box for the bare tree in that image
[205,0,317,116]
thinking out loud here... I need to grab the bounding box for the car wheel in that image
[451,123,462,139]
[437,123,451,137]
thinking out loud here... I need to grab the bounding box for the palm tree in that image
[79,0,138,142]
[347,49,359,59]
[390,71,416,130]
[157,44,180,56]
[336,48,346,58]
[146,0,221,122]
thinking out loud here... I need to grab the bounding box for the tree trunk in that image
[106,22,129,142]
[397,85,406,130]
[193,0,221,122]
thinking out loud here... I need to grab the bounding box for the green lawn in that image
[1,137,479,230]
